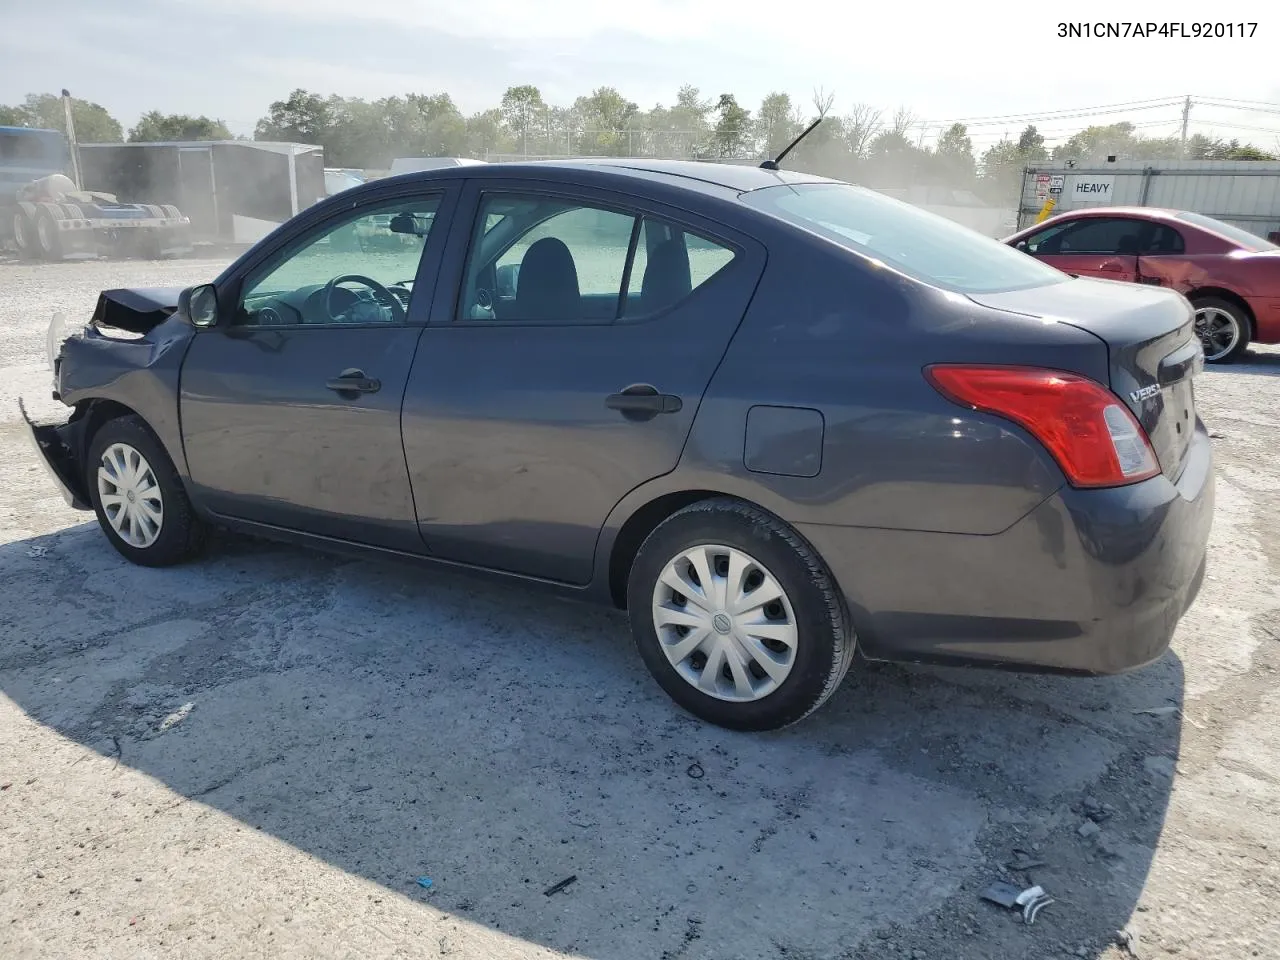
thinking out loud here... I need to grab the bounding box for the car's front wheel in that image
[1193,296,1251,362]
[86,415,209,567]
[628,498,856,731]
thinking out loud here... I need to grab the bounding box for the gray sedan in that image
[23,158,1213,730]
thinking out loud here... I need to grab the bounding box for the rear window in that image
[1174,211,1279,252]
[742,182,1068,294]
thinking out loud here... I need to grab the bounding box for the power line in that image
[1193,99,1280,116]
[1193,95,1280,110]
[918,97,1184,126]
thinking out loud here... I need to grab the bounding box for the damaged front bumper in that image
[18,398,91,511]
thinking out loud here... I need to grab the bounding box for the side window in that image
[460,194,636,322]
[1054,218,1142,256]
[237,195,441,326]
[621,218,737,319]
[1142,224,1186,255]
[1020,221,1072,254]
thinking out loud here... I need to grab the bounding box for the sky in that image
[2,0,1279,152]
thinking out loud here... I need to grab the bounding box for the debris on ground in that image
[1133,705,1180,717]
[543,875,578,897]
[686,763,704,779]
[352,785,373,793]
[1115,927,1140,955]
[1006,851,1047,871]
[1077,820,1102,839]
[157,702,194,732]
[415,876,432,890]
[26,545,47,558]
[981,881,1054,924]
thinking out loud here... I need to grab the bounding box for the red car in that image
[1005,207,1280,362]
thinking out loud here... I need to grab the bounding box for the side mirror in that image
[1015,240,1029,251]
[184,284,219,329]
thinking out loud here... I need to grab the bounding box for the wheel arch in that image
[604,489,825,611]
[1186,287,1256,337]
[71,399,187,491]
[607,490,722,608]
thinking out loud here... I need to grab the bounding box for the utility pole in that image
[1179,95,1192,159]
[61,88,82,189]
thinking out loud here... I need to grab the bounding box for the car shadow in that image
[1208,348,1280,377]
[0,524,1182,960]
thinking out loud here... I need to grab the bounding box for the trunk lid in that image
[968,276,1201,482]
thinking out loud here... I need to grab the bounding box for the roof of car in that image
[538,158,838,191]
[382,157,838,195]
[1039,206,1183,221]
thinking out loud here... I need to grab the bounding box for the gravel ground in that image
[1,256,1278,960]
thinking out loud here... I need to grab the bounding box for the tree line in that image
[3,87,1275,203]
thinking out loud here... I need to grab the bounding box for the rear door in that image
[402,180,766,584]
[1019,216,1142,282]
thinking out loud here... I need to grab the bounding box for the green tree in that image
[1016,124,1047,161]
[254,88,331,143]
[574,87,639,155]
[466,108,513,157]
[1,93,123,141]
[712,93,752,158]
[500,85,547,155]
[935,122,976,182]
[128,112,232,142]
[755,92,801,160]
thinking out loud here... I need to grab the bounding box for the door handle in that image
[325,369,381,396]
[606,384,682,419]
[1099,261,1125,273]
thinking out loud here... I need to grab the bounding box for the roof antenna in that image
[759,117,823,171]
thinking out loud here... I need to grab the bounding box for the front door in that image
[1021,215,1142,282]
[179,189,452,549]
[403,183,765,584]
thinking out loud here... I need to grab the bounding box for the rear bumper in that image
[798,421,1214,674]
[18,399,91,510]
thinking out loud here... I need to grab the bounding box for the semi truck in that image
[1,125,191,260]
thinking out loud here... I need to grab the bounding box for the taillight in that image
[924,365,1161,488]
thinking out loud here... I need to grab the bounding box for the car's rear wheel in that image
[1192,297,1251,362]
[87,415,209,567]
[628,498,856,731]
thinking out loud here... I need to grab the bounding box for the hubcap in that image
[37,217,53,249]
[651,544,799,703]
[96,442,163,548]
[1194,306,1240,361]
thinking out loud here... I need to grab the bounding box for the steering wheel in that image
[322,274,407,323]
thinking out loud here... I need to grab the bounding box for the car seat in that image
[638,239,692,315]
[514,237,581,320]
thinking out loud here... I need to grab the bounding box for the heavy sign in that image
[1068,175,1115,201]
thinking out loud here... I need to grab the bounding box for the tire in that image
[12,212,37,259]
[627,497,856,731]
[34,208,62,260]
[86,415,209,567]
[1192,296,1251,363]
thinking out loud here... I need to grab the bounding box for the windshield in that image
[742,182,1068,294]
[1174,211,1279,252]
